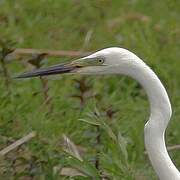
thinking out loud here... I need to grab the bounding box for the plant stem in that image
[0,57,11,93]
[40,76,53,113]
[95,125,101,170]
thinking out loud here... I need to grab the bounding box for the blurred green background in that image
[0,0,180,179]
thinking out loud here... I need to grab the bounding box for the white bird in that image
[17,47,180,180]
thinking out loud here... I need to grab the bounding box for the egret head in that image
[17,47,138,78]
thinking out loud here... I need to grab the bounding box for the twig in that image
[144,144,180,154]
[12,48,91,58]
[60,167,87,177]
[167,144,180,151]
[0,132,36,156]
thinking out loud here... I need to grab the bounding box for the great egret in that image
[17,47,180,180]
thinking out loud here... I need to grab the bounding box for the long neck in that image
[117,59,180,180]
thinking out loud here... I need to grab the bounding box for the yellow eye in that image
[73,57,105,67]
[98,59,104,64]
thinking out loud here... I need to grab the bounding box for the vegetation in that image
[0,0,180,179]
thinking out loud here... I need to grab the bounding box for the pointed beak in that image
[16,61,79,79]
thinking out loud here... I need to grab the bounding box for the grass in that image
[0,0,180,179]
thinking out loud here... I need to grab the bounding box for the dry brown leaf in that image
[60,167,87,177]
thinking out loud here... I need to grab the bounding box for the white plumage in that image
[18,47,180,179]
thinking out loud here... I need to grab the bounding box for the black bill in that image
[16,63,76,78]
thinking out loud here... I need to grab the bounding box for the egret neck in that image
[116,59,180,180]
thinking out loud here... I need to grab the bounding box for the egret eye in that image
[73,57,105,67]
[98,58,104,64]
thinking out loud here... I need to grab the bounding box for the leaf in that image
[94,106,101,117]
[63,135,83,162]
[100,121,117,143]
[67,157,100,179]
[118,132,128,161]
[78,118,100,126]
